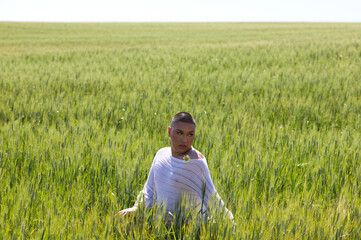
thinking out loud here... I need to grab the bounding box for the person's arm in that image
[199,158,234,221]
[119,157,156,216]
[198,159,236,234]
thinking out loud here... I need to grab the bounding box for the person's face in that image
[168,121,195,157]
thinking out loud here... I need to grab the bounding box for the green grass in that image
[1,22,361,239]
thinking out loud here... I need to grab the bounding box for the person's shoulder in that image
[155,147,171,158]
[190,147,206,160]
[190,148,210,173]
[196,151,205,160]
[151,147,171,165]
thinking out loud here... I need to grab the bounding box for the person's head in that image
[168,112,196,157]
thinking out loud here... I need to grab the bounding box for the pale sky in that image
[1,0,361,22]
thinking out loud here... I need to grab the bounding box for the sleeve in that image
[133,157,156,209]
[200,159,234,222]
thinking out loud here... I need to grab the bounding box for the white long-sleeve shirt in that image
[135,147,233,221]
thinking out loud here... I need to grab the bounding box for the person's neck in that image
[171,147,192,159]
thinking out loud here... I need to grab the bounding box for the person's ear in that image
[168,126,171,137]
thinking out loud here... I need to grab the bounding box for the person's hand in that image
[118,207,136,217]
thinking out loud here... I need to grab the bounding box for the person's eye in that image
[177,132,182,135]
[188,133,194,136]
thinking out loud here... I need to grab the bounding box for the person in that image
[119,112,234,228]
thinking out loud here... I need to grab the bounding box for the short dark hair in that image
[171,112,196,127]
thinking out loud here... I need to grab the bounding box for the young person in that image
[119,112,233,225]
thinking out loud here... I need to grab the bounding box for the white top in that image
[135,147,233,220]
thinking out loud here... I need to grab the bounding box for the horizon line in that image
[1,20,361,24]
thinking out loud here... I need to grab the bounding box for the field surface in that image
[1,22,361,239]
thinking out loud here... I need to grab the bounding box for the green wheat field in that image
[1,22,361,239]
